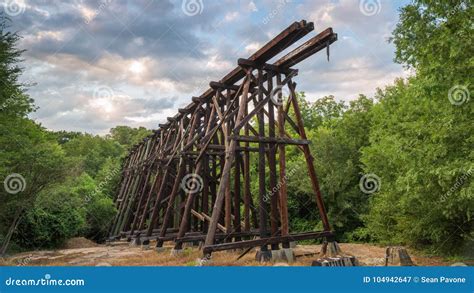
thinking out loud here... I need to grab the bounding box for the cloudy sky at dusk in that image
[4,0,411,134]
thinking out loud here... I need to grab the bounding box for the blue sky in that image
[3,0,412,134]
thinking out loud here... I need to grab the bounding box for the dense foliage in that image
[0,13,151,253]
[359,0,473,254]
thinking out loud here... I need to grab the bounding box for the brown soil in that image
[62,237,99,249]
[0,242,455,267]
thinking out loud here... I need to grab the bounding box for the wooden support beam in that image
[203,231,333,254]
[237,58,294,74]
[277,73,290,248]
[288,81,331,232]
[204,73,251,251]
[275,28,337,68]
[229,135,310,145]
[209,81,240,91]
[191,210,226,233]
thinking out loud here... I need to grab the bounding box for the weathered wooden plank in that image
[229,135,310,145]
[203,231,333,254]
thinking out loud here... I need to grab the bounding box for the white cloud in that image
[17,0,408,134]
[224,11,239,22]
[244,42,262,54]
[248,1,258,12]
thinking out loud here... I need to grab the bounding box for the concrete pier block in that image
[155,246,165,252]
[385,246,414,266]
[270,249,295,263]
[170,249,184,257]
[320,241,342,257]
[129,238,141,247]
[281,248,295,263]
[255,250,272,263]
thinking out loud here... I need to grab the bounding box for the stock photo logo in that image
[359,0,381,16]
[448,85,470,106]
[82,0,113,25]
[440,168,473,202]
[269,85,290,106]
[93,85,115,99]
[359,173,381,194]
[181,173,203,194]
[181,0,204,16]
[3,173,26,194]
[2,0,25,17]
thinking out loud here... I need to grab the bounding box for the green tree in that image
[284,95,373,240]
[62,134,123,177]
[360,0,473,253]
[0,118,68,254]
[0,14,34,117]
[14,183,86,249]
[108,125,152,150]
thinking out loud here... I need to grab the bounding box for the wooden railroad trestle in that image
[108,20,338,259]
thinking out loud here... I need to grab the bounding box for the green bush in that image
[15,190,85,248]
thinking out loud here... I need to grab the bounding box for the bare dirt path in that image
[0,240,452,267]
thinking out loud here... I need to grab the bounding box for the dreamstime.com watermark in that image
[5,274,85,287]
[448,85,470,106]
[181,0,204,16]
[1,95,21,111]
[196,256,211,266]
[269,85,290,106]
[359,173,381,194]
[93,85,115,100]
[83,167,121,204]
[262,0,291,25]
[445,2,468,17]
[0,79,34,111]
[268,71,296,106]
[16,255,33,266]
[2,0,25,17]
[359,0,381,16]
[440,168,473,202]
[263,167,297,203]
[3,173,26,194]
[181,173,203,194]
[83,0,113,25]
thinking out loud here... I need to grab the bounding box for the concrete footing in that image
[320,241,342,257]
[170,249,184,257]
[314,241,359,266]
[183,241,200,248]
[129,238,141,247]
[255,250,272,262]
[282,248,295,263]
[155,246,165,252]
[385,246,414,266]
[270,249,295,263]
[271,250,280,261]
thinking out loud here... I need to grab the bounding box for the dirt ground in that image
[0,238,456,267]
